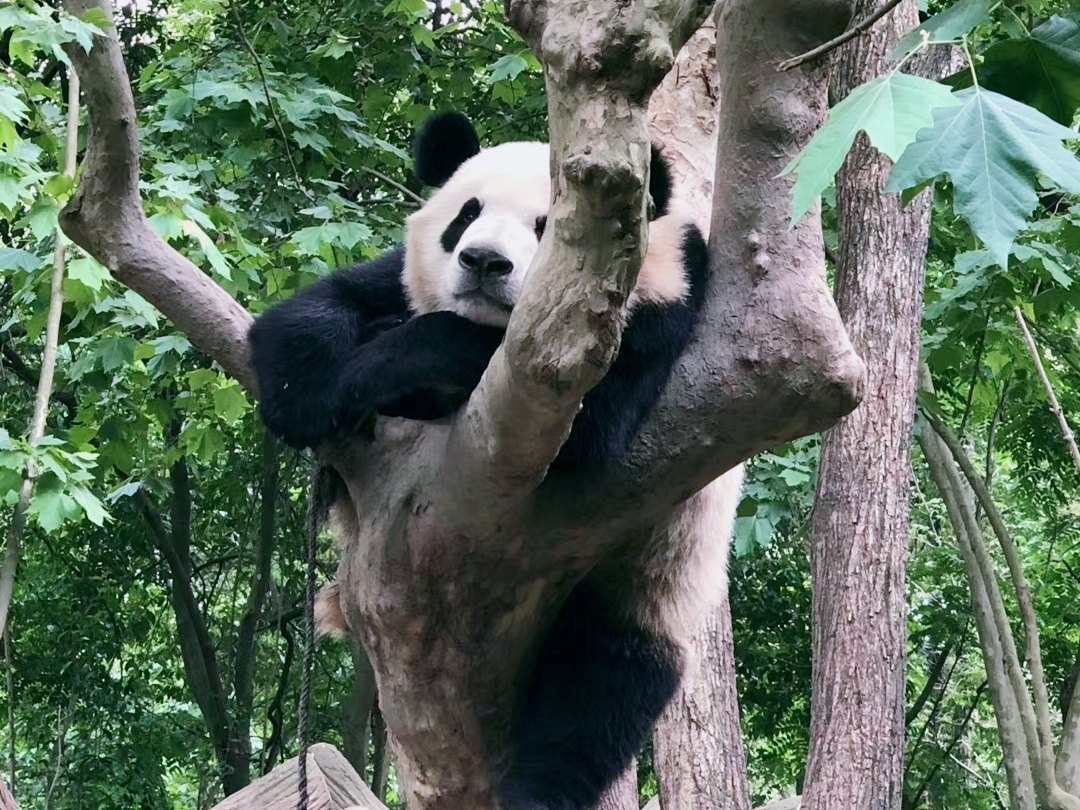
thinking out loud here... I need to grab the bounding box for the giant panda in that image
[249,112,743,810]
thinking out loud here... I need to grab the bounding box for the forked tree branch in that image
[917,407,1039,806]
[59,0,257,393]
[440,0,720,528]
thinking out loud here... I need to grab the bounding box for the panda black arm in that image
[554,225,709,468]
[250,250,414,449]
[337,311,505,422]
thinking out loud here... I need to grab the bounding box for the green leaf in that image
[67,256,112,292]
[181,220,232,280]
[0,85,29,125]
[951,14,1080,125]
[889,0,993,61]
[96,336,138,372]
[149,334,192,357]
[784,73,958,224]
[0,248,42,273]
[43,173,75,199]
[27,488,79,533]
[212,384,250,425]
[70,485,109,526]
[887,87,1080,267]
[489,54,528,84]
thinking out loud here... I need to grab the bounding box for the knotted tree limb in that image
[59,0,865,806]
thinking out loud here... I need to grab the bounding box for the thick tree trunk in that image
[60,0,865,806]
[802,3,929,810]
[647,19,751,810]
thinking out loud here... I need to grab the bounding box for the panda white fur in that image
[249,112,743,810]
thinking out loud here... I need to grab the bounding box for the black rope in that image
[296,474,319,810]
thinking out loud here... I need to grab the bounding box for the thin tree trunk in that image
[917,412,1037,810]
[231,431,279,790]
[139,454,246,796]
[593,762,638,810]
[803,4,929,810]
[924,408,1080,809]
[343,639,377,778]
[370,705,391,802]
[0,67,79,642]
[1060,645,1080,795]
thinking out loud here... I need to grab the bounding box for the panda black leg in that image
[500,585,682,810]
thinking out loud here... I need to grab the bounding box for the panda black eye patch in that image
[534,215,547,240]
[440,197,483,253]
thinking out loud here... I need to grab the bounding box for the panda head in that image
[404,112,683,328]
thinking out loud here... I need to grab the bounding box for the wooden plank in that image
[0,775,19,810]
[210,743,387,810]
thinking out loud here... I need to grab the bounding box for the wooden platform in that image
[210,743,387,810]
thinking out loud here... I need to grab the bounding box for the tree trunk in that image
[1059,645,1080,796]
[342,640,377,778]
[593,764,638,810]
[60,0,866,805]
[647,18,751,810]
[917,407,1038,810]
[802,3,930,810]
[656,604,751,810]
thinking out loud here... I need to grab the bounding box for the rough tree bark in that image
[594,767,639,810]
[59,0,866,807]
[647,18,751,810]
[802,3,929,810]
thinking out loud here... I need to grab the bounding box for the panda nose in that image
[459,247,513,277]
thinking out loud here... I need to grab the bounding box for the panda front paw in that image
[258,391,353,450]
[341,311,504,422]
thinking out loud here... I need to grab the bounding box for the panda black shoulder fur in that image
[249,112,743,810]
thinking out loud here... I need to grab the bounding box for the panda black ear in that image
[414,112,482,187]
[649,144,674,219]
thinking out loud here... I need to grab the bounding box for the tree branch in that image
[59,0,257,393]
[137,475,237,791]
[917,405,1039,806]
[438,0,718,528]
[1059,643,1080,795]
[925,411,1056,754]
[233,430,280,781]
[1014,306,1080,477]
[778,0,904,71]
[0,344,78,420]
[906,642,954,727]
[908,681,989,810]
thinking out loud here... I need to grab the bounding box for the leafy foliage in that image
[887,86,1080,266]
[784,73,957,223]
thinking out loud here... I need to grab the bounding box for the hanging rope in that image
[296,472,320,810]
